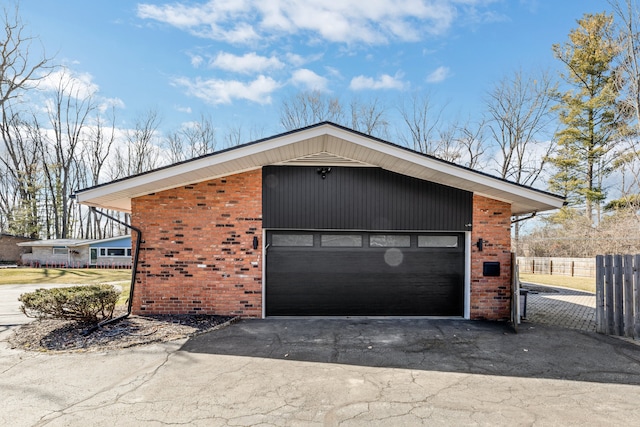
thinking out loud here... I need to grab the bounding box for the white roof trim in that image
[18,235,131,247]
[75,123,565,216]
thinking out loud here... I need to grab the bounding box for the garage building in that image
[75,123,564,320]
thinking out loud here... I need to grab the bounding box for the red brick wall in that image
[130,169,263,317]
[470,195,512,320]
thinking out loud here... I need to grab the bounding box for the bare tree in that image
[0,4,52,109]
[39,69,95,238]
[486,69,556,186]
[114,109,162,177]
[485,69,557,251]
[76,108,118,239]
[222,122,266,149]
[610,0,640,130]
[457,119,488,169]
[0,3,52,236]
[348,97,389,138]
[0,109,42,237]
[166,113,217,163]
[280,91,344,130]
[609,0,640,197]
[397,92,447,155]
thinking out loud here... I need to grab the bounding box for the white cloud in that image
[98,97,125,113]
[291,69,328,91]
[173,75,280,104]
[37,68,99,99]
[349,73,405,91]
[190,54,204,68]
[285,52,324,67]
[426,66,451,83]
[175,105,193,113]
[325,66,342,78]
[137,0,479,45]
[211,51,284,74]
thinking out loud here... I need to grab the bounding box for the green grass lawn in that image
[0,268,132,306]
[0,268,131,285]
[519,273,595,293]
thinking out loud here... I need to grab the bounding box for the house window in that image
[321,235,362,247]
[418,235,458,248]
[97,247,131,257]
[369,235,411,248]
[52,247,67,255]
[272,234,314,247]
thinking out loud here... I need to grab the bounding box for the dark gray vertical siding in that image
[263,166,472,231]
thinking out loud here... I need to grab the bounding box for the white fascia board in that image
[85,235,132,245]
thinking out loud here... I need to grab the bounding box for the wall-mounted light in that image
[253,236,259,250]
[476,238,484,251]
[317,167,332,179]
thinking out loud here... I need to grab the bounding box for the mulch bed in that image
[8,310,236,352]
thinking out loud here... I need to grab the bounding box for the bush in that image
[19,285,120,323]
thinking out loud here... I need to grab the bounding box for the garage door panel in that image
[267,273,463,316]
[266,231,465,317]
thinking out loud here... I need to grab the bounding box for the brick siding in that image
[470,195,512,320]
[130,169,263,317]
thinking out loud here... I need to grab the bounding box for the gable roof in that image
[74,122,565,216]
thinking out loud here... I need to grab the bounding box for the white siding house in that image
[19,236,132,268]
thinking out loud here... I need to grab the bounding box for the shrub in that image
[19,285,120,323]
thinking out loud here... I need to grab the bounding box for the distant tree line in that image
[1,1,640,258]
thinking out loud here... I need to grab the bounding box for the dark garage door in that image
[266,231,465,317]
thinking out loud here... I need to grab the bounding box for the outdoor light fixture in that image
[476,238,484,251]
[253,236,259,250]
[317,167,332,179]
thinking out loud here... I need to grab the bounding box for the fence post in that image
[614,255,624,336]
[596,255,605,334]
[571,261,575,277]
[605,255,614,335]
[550,259,553,275]
[634,254,640,340]
[532,259,535,274]
[624,254,634,338]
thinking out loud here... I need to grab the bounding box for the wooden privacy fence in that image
[517,257,595,277]
[595,254,640,339]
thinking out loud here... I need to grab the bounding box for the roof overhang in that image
[74,123,565,216]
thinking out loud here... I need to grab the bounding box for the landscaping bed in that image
[9,310,236,352]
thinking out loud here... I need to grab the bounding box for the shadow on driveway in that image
[181,318,640,386]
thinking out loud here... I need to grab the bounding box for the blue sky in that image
[18,0,603,137]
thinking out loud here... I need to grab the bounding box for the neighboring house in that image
[75,122,565,320]
[19,235,132,268]
[0,233,38,264]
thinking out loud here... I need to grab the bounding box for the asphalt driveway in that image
[182,318,640,385]
[2,284,640,426]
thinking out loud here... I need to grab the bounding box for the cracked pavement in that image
[2,291,640,425]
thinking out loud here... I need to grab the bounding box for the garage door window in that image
[418,235,458,248]
[272,234,313,247]
[321,235,362,247]
[369,235,411,247]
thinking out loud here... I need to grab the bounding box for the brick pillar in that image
[470,195,512,320]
